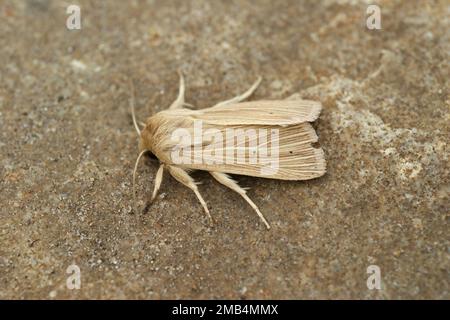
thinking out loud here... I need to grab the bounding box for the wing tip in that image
[300,147,326,180]
[303,123,319,142]
[283,146,326,181]
[313,101,323,120]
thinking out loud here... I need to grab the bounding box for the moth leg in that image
[167,166,213,222]
[210,171,270,229]
[168,70,185,110]
[213,77,262,107]
[150,164,164,202]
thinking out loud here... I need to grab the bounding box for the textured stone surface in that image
[0,0,448,299]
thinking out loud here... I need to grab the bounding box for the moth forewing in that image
[134,73,326,229]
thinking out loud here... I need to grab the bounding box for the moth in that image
[131,72,326,229]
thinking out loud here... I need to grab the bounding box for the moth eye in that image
[146,152,158,160]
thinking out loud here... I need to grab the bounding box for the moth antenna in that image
[129,79,141,137]
[132,149,148,215]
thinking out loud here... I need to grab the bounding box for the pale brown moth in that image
[131,71,326,229]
